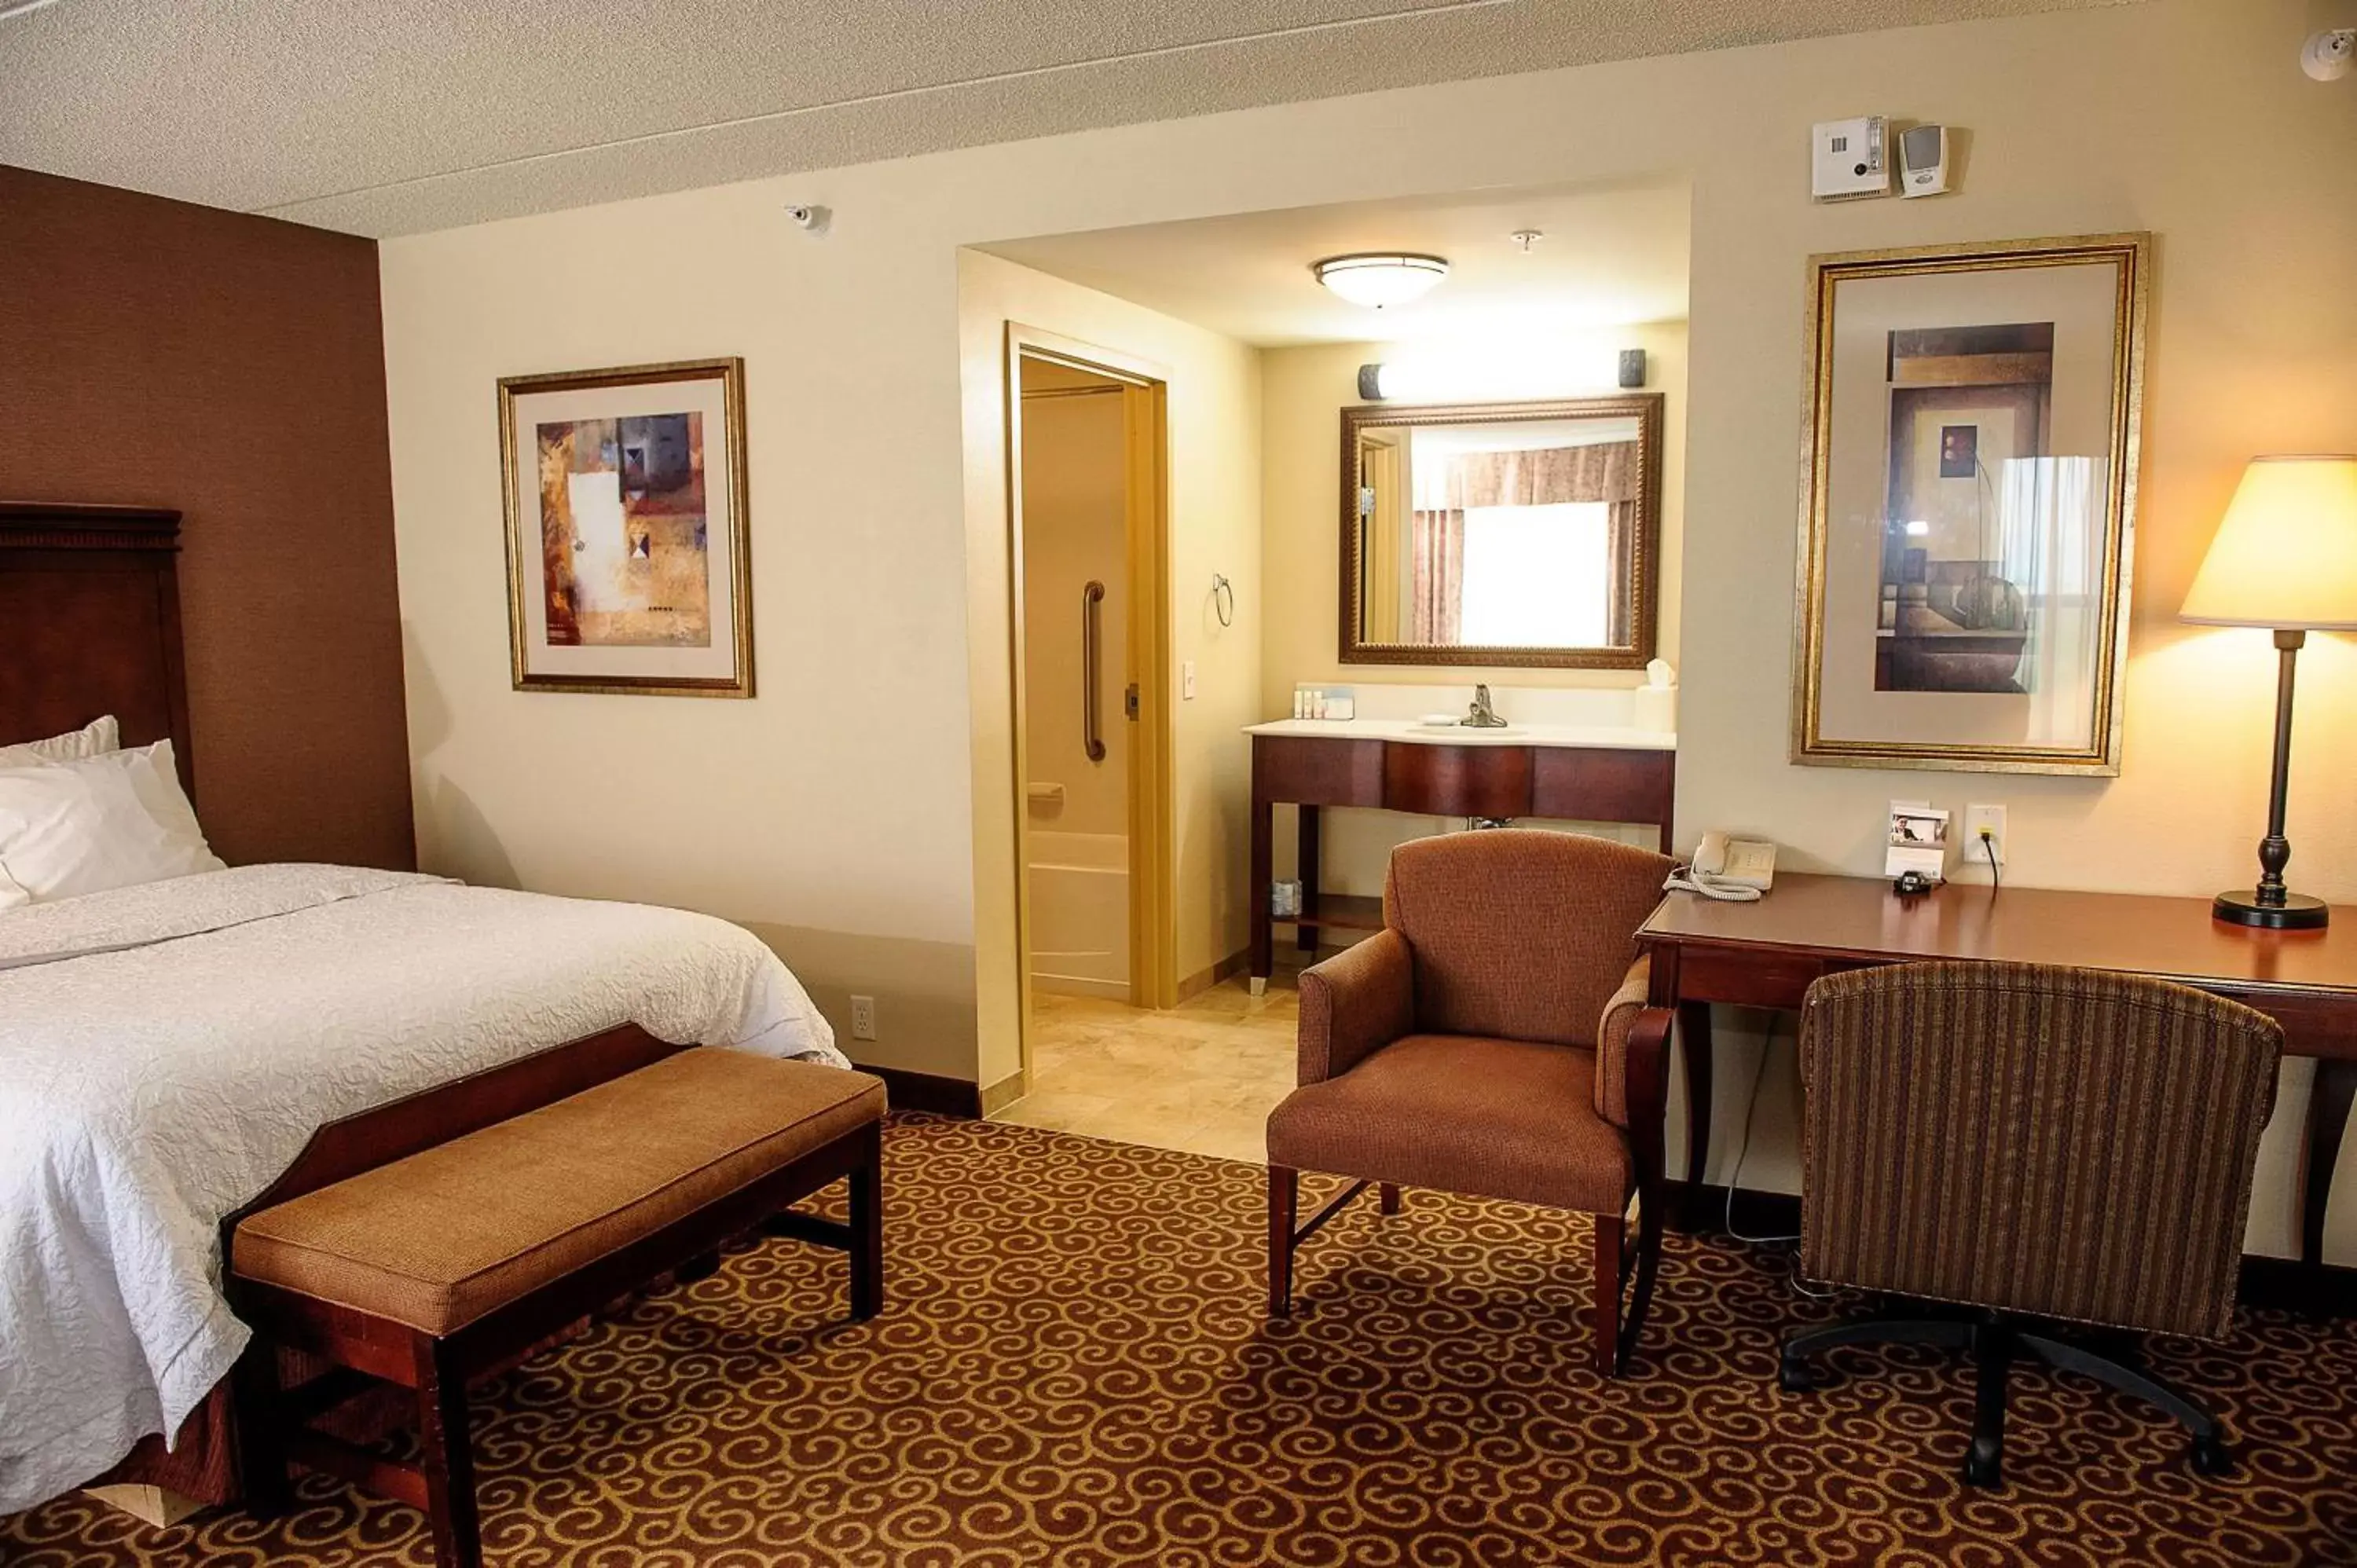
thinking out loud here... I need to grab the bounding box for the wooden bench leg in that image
[849,1123,885,1321]
[1379,1183,1402,1216]
[414,1335,483,1568]
[230,1342,291,1520]
[1268,1166,1299,1318]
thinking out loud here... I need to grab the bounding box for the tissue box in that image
[1633,683,1677,734]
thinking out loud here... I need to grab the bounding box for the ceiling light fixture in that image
[1313,253,1449,309]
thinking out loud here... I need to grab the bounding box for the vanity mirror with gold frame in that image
[1340,394,1664,669]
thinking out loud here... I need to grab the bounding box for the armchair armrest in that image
[1296,928,1415,1086]
[1593,954,1654,1129]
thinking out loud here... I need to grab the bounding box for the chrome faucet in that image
[1461,684,1508,727]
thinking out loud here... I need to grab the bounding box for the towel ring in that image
[1211,573,1235,628]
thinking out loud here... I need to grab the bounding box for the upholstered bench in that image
[228,1048,886,1568]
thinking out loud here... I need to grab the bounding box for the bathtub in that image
[1027,830,1130,1000]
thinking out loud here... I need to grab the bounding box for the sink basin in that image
[1404,723,1523,741]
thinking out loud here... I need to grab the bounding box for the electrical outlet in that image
[1963,804,2007,869]
[849,995,878,1042]
[1182,660,1197,700]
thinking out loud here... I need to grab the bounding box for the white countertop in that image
[1244,717,1675,751]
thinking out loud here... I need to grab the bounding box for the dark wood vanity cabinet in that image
[1248,731,1676,985]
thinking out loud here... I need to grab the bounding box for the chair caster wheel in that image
[2190,1435,2234,1477]
[1778,1358,1815,1394]
[1963,1444,2003,1489]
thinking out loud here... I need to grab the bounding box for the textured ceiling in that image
[0,0,2134,237]
[986,180,1692,346]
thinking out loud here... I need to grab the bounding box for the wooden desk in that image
[1248,726,1676,987]
[1637,873,2357,1277]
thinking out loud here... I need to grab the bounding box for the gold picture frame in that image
[1338,394,1666,670]
[498,357,753,697]
[1792,233,2150,775]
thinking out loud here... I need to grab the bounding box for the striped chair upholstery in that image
[1798,961,2282,1340]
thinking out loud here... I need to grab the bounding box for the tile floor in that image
[991,973,1304,1163]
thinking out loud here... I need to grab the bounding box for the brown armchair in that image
[1264,828,1676,1376]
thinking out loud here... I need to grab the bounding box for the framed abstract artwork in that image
[1791,233,2150,774]
[498,357,753,697]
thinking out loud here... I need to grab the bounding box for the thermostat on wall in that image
[1897,123,1953,196]
[1812,115,1890,201]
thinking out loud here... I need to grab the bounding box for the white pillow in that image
[0,715,120,769]
[0,740,223,910]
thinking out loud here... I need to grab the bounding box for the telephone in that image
[1667,831,1776,901]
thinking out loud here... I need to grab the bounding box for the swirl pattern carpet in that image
[5,1114,2354,1566]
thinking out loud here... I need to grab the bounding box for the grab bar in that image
[1081,580,1107,762]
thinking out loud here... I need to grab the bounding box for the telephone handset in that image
[1666,830,1776,902]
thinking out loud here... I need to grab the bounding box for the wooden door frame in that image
[1003,324,1178,1078]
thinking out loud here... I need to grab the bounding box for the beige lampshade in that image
[2180,455,2357,629]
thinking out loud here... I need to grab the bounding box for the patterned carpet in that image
[7,1114,2355,1566]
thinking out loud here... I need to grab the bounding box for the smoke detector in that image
[2304,28,2355,81]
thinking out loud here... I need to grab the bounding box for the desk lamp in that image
[2179,456,2357,929]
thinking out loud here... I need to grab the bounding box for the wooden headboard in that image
[0,502,195,794]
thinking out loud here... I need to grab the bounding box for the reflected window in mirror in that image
[1343,395,1662,669]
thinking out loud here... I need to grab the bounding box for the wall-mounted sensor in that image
[1898,123,1952,197]
[783,203,831,233]
[2304,28,2354,81]
[1811,115,1890,201]
[1617,349,1647,389]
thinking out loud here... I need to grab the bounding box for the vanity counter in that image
[1244,721,1677,989]
[1243,717,1675,750]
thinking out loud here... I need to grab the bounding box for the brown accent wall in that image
[0,166,413,869]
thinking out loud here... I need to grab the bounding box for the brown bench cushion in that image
[233,1050,885,1335]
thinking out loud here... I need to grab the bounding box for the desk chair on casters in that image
[1780,962,2281,1487]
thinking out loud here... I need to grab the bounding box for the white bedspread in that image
[0,864,845,1513]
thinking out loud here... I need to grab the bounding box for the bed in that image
[0,504,847,1517]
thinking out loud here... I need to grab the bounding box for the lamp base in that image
[2212,889,2329,930]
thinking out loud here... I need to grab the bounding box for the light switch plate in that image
[1182,660,1197,700]
[1963,804,2007,869]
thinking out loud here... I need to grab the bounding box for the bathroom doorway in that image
[1004,328,1176,1075]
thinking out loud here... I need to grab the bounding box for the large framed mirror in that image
[1340,394,1664,669]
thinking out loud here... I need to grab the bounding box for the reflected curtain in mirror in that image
[1341,395,1663,671]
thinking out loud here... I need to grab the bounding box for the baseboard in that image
[1667,1180,2356,1317]
[84,1482,209,1530]
[1175,947,1249,1003]
[1031,973,1130,1001]
[1670,1180,1800,1237]
[863,1064,982,1119]
[979,1068,1029,1117]
[2237,1254,2357,1317]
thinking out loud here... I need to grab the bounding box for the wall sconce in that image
[1357,347,1644,401]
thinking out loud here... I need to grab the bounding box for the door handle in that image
[1081,581,1107,762]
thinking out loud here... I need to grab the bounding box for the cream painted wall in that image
[958,251,1264,1090]
[1260,322,1689,712]
[1019,382,1131,840]
[382,0,2355,1256]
